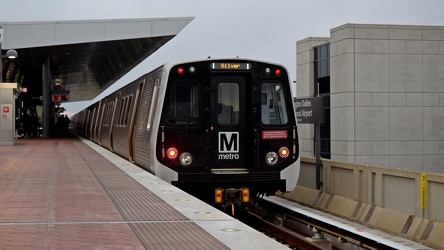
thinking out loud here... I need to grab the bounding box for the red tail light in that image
[166,147,178,159]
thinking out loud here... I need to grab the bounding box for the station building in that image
[296,23,444,173]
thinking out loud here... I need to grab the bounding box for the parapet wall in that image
[278,157,444,249]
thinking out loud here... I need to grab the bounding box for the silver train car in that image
[71,58,300,207]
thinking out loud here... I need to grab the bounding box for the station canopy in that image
[0,17,194,101]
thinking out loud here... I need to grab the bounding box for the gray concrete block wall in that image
[289,157,444,249]
[296,23,444,173]
[298,156,444,221]
[327,23,444,173]
[296,37,329,157]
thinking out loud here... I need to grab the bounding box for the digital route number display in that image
[51,94,69,102]
[210,62,251,70]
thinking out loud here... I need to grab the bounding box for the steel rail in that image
[259,196,417,250]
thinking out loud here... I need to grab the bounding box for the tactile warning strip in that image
[73,141,229,249]
[74,141,187,221]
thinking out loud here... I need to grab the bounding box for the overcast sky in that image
[1,0,443,115]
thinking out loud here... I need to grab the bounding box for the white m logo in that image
[219,132,239,153]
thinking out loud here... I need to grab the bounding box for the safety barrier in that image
[279,156,444,249]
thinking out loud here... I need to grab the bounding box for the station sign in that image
[2,106,9,113]
[51,90,70,102]
[52,94,69,102]
[294,96,324,124]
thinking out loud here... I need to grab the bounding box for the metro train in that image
[71,58,300,208]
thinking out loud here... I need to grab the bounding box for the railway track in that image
[241,208,325,249]
[239,196,431,250]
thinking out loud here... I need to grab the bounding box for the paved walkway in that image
[0,138,228,249]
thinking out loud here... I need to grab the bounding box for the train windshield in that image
[166,81,200,125]
[261,82,288,125]
[218,82,240,125]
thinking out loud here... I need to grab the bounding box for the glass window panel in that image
[119,98,126,126]
[124,95,132,126]
[217,82,239,125]
[166,82,200,125]
[261,83,288,125]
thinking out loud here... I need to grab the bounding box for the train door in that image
[128,81,144,162]
[209,75,250,170]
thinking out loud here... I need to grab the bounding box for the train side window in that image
[107,101,114,127]
[261,82,288,125]
[117,99,122,127]
[217,82,239,125]
[118,97,127,127]
[104,104,109,126]
[103,104,109,126]
[104,102,114,127]
[124,95,133,126]
[166,82,200,125]
[120,97,128,126]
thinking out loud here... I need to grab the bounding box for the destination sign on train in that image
[210,62,251,70]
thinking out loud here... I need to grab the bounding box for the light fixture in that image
[0,49,19,84]
[265,151,278,166]
[179,152,193,166]
[5,49,18,59]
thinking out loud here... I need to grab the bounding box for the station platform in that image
[0,137,287,250]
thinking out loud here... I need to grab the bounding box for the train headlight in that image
[265,151,278,166]
[179,152,193,166]
[279,147,290,158]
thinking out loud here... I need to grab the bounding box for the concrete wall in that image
[280,157,444,248]
[331,23,444,172]
[296,37,329,157]
[296,23,444,173]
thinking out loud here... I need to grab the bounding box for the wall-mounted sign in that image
[294,97,324,124]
